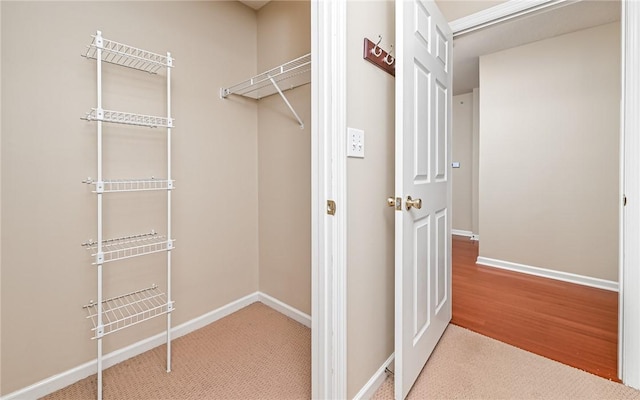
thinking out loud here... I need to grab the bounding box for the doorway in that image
[446,0,638,389]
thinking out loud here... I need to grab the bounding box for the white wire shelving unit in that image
[81,30,174,400]
[220,53,310,129]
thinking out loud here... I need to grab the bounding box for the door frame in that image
[620,0,640,389]
[311,1,348,399]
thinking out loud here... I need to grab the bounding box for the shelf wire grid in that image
[83,108,173,128]
[84,177,174,193]
[83,285,172,339]
[221,53,311,100]
[83,34,172,73]
[82,230,174,264]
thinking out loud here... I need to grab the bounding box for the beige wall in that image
[346,1,395,397]
[479,22,620,281]
[435,0,508,21]
[452,92,474,233]
[1,1,259,394]
[257,1,311,315]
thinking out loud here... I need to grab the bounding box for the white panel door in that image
[394,0,452,399]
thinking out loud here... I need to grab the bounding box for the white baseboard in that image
[452,229,479,241]
[258,292,312,328]
[1,291,272,400]
[353,353,394,400]
[476,256,619,292]
[452,229,473,237]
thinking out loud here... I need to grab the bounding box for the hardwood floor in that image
[451,235,619,381]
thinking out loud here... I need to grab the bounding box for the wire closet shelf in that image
[83,177,174,193]
[220,53,311,100]
[83,285,173,339]
[82,108,174,128]
[82,33,173,73]
[82,230,174,265]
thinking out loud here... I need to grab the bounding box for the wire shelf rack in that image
[83,33,173,73]
[83,177,174,193]
[83,285,173,339]
[221,53,311,100]
[83,108,173,128]
[82,230,174,265]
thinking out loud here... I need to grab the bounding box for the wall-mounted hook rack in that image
[363,37,395,77]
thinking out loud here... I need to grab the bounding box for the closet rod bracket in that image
[268,76,304,129]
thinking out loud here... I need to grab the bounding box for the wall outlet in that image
[347,127,365,158]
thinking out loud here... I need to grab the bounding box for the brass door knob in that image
[387,197,396,207]
[406,195,422,210]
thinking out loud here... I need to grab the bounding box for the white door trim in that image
[450,0,639,390]
[311,1,348,398]
[450,0,572,37]
[621,0,640,388]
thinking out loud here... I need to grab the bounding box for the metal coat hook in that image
[363,36,396,77]
[384,44,395,65]
[371,35,383,57]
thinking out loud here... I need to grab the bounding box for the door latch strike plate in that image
[327,200,336,216]
[387,196,402,210]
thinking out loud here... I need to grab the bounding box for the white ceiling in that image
[452,0,621,95]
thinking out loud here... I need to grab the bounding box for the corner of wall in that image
[256,0,312,315]
[471,87,480,237]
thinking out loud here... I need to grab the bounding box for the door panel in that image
[414,64,431,181]
[436,209,447,311]
[395,0,452,398]
[414,217,430,339]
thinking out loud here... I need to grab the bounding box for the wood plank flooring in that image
[451,235,619,381]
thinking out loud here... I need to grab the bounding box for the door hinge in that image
[327,200,336,215]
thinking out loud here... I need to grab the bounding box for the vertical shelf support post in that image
[166,51,173,373]
[94,29,104,400]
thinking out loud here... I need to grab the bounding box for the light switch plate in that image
[347,127,365,158]
[452,162,461,168]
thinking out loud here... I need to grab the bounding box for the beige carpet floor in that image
[43,303,640,400]
[374,324,640,400]
[43,302,311,400]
